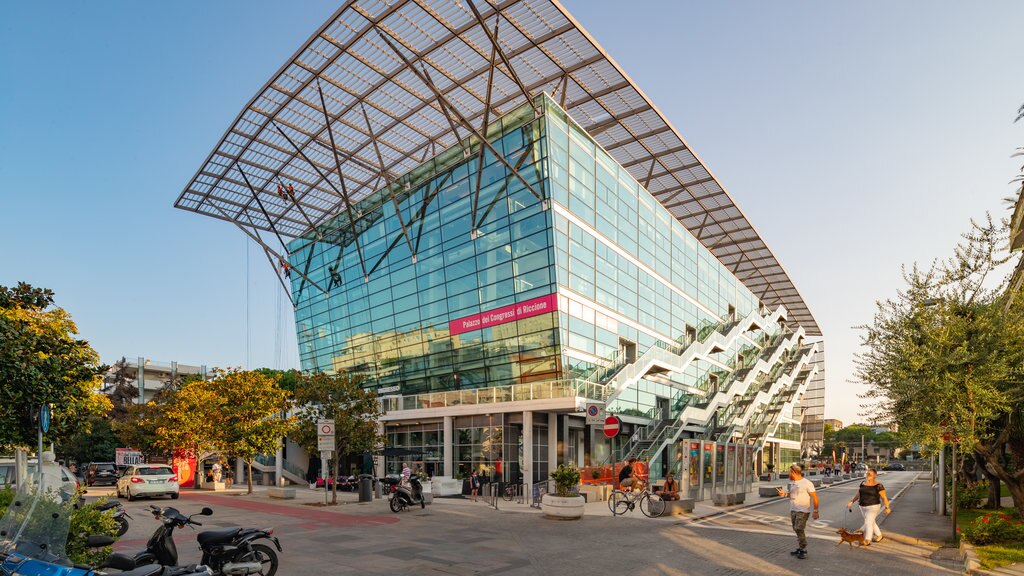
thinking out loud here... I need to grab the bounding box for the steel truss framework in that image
[174,0,820,336]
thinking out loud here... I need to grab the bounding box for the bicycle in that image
[502,483,518,502]
[608,483,665,518]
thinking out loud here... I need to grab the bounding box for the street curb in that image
[961,540,983,574]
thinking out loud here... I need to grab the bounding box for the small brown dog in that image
[836,528,867,548]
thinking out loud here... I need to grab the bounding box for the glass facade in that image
[288,94,822,473]
[288,100,559,396]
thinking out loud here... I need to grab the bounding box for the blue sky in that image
[1,1,1022,425]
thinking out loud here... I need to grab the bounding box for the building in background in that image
[175,0,824,497]
[101,357,212,404]
[823,418,844,432]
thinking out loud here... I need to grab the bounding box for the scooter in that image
[96,500,132,537]
[133,506,281,576]
[389,476,426,513]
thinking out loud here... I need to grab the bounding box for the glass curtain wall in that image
[288,99,559,395]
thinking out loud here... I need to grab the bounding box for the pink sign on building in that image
[448,293,558,336]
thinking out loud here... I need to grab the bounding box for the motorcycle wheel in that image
[420,499,425,509]
[389,496,403,513]
[116,516,129,537]
[236,543,278,576]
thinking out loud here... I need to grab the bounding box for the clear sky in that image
[2,1,1022,426]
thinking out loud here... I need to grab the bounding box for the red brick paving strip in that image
[178,491,400,527]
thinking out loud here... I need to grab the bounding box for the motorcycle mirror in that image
[200,507,213,516]
[101,553,136,571]
[85,535,116,548]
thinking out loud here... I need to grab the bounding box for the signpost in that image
[116,448,143,467]
[318,420,335,505]
[585,403,606,426]
[603,415,621,438]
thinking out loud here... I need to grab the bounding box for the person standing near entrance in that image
[847,467,890,546]
[470,470,480,502]
[777,464,819,560]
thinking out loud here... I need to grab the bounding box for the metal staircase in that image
[617,327,815,469]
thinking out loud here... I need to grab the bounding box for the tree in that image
[857,215,1024,517]
[151,380,226,487]
[60,415,118,465]
[292,372,383,504]
[106,357,138,421]
[112,401,163,458]
[0,283,111,450]
[215,371,295,494]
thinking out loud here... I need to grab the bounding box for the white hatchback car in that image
[116,464,180,501]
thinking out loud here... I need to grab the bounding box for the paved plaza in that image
[88,472,962,575]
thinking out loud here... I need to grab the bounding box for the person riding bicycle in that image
[618,457,641,491]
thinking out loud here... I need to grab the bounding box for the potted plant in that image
[541,464,585,520]
[590,468,601,481]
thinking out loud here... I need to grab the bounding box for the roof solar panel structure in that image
[175,0,820,336]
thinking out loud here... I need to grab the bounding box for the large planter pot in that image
[421,480,433,504]
[540,494,585,520]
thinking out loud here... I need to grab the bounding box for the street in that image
[84,472,961,575]
[687,471,921,544]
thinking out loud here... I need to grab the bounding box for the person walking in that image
[847,467,890,546]
[470,470,480,502]
[777,464,819,560]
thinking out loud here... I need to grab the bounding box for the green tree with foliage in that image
[858,215,1024,517]
[112,401,163,458]
[60,415,118,465]
[292,372,382,504]
[0,283,111,451]
[215,371,295,494]
[151,380,225,487]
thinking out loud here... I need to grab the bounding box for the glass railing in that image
[379,378,609,411]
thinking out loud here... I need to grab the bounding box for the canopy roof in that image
[174,0,820,336]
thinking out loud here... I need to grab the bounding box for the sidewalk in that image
[877,474,951,545]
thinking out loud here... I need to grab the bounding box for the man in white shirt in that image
[776,464,819,559]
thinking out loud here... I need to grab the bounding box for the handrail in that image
[379,377,611,412]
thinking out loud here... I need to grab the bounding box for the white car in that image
[0,458,80,496]
[116,464,180,501]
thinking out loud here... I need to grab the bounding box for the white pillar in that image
[547,413,558,473]
[443,416,454,477]
[523,411,533,497]
[236,457,244,483]
[274,443,284,487]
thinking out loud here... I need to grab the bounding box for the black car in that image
[881,463,906,471]
[87,462,118,486]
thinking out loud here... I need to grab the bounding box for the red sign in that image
[604,416,621,438]
[449,293,557,336]
[172,450,197,488]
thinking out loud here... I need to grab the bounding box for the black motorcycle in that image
[389,477,426,513]
[96,499,132,537]
[133,506,281,576]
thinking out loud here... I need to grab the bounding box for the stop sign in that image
[604,415,621,438]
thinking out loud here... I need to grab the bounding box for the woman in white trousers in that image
[847,468,891,546]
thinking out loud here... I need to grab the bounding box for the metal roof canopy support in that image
[470,15,500,234]
[174,0,820,336]
[373,25,544,203]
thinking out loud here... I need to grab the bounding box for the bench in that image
[822,477,836,485]
[759,486,783,497]
[662,498,695,515]
[712,492,747,506]
[267,487,295,499]
[811,479,822,488]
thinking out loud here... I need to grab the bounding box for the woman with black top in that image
[847,467,891,545]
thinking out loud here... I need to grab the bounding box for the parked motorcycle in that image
[133,506,281,576]
[97,500,132,537]
[0,487,210,576]
[389,476,426,513]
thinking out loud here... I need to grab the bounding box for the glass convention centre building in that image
[176,0,824,500]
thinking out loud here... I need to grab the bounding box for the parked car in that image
[87,462,119,486]
[115,464,180,501]
[881,463,906,471]
[0,458,82,503]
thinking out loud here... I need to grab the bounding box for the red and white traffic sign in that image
[317,419,336,452]
[603,415,621,438]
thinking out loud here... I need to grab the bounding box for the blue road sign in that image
[39,405,50,434]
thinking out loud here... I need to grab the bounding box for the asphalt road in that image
[685,471,921,543]
[76,472,962,575]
